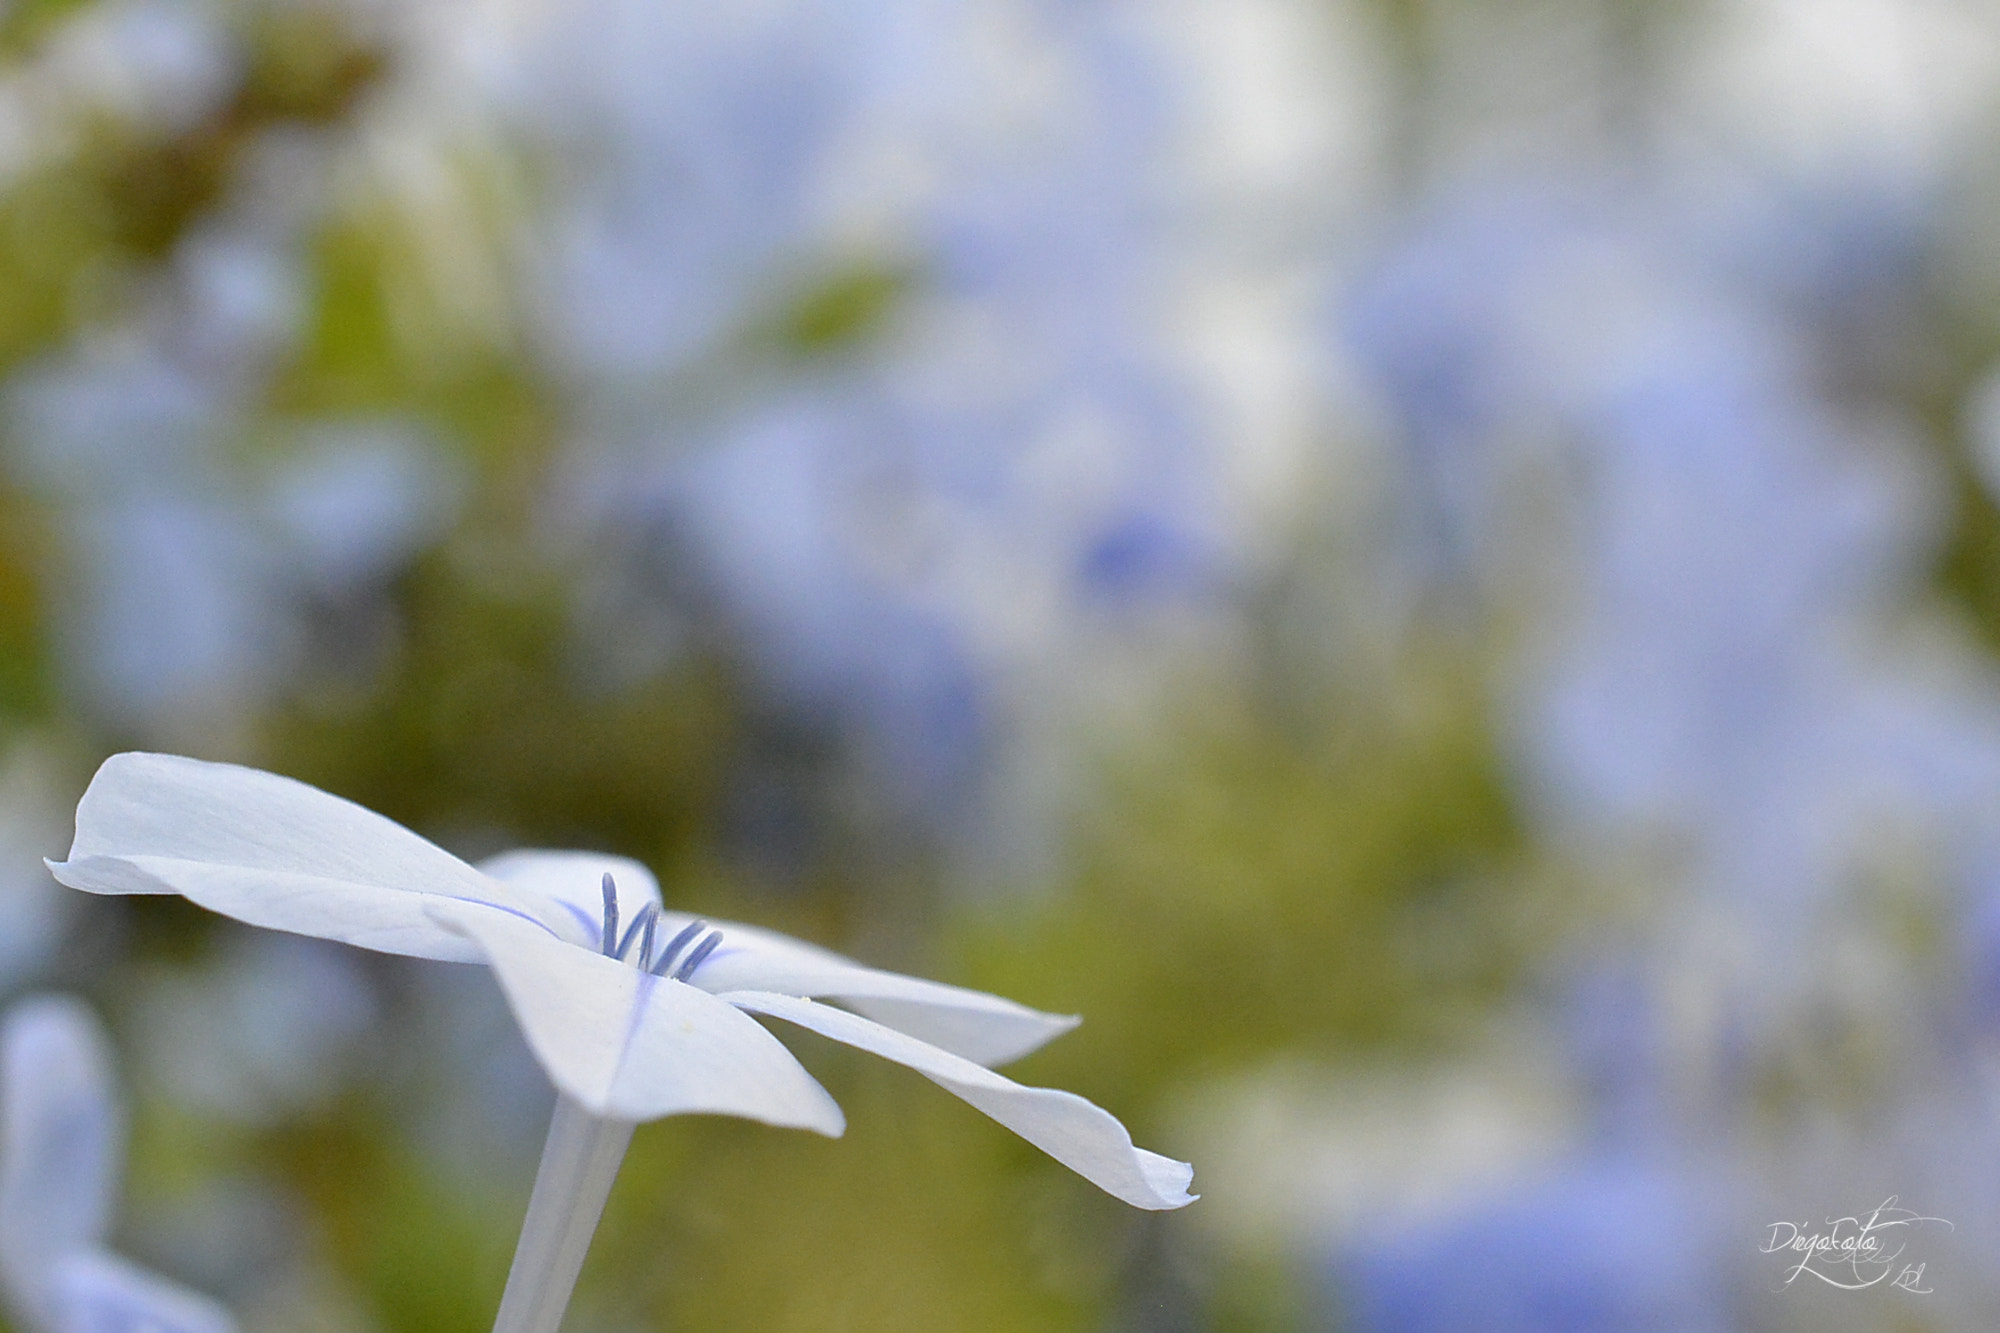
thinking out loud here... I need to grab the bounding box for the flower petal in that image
[479,850,663,952]
[428,902,845,1132]
[53,1248,238,1333]
[663,914,1078,1066]
[0,996,121,1326]
[720,991,1195,1210]
[47,753,554,962]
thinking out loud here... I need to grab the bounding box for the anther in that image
[673,930,724,982]
[615,903,659,963]
[651,919,708,977]
[599,873,619,957]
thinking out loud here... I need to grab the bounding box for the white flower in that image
[48,752,1194,1211]
[0,993,238,1333]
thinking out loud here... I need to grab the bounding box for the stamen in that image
[650,920,707,977]
[599,874,618,957]
[615,904,659,963]
[673,930,723,981]
[638,911,658,970]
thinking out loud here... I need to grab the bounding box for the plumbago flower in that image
[0,994,238,1333]
[48,753,1193,1332]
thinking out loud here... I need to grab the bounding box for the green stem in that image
[491,1095,636,1333]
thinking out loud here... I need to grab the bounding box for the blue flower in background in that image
[667,395,991,821]
[31,0,237,141]
[6,342,276,728]
[1348,180,2000,921]
[1530,335,1948,841]
[3,336,459,732]
[1342,174,2000,1328]
[0,742,78,988]
[1335,1156,1730,1333]
[69,492,285,729]
[132,932,377,1128]
[8,343,227,492]
[1343,189,1593,588]
[512,0,902,382]
[266,420,462,597]
[539,1,1224,844]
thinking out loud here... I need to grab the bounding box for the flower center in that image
[598,873,723,979]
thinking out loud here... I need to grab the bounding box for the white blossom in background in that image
[0,994,238,1333]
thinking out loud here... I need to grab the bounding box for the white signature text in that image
[1760,1197,1951,1292]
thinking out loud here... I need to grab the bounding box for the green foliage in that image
[273,1106,514,1333]
[958,665,1527,1099]
[261,549,738,871]
[0,488,52,722]
[599,1057,1118,1333]
[0,0,91,57]
[762,259,919,356]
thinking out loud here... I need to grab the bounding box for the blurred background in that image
[3,0,2000,1328]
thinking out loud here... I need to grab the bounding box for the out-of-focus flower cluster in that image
[6,0,2000,1327]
